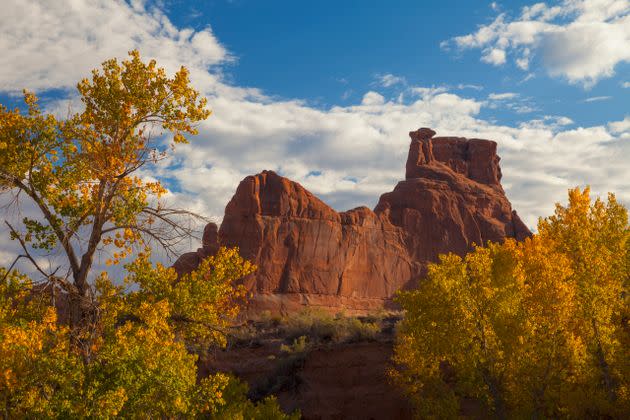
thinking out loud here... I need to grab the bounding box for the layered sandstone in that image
[175,128,530,315]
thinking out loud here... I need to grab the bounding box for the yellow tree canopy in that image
[0,248,299,418]
[0,50,210,306]
[392,187,629,418]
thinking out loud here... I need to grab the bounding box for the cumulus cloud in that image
[608,116,630,135]
[360,91,386,106]
[0,0,229,93]
[1,0,629,271]
[444,0,630,87]
[544,115,574,127]
[482,48,507,65]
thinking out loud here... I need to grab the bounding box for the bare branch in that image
[4,221,55,281]
[11,178,81,276]
[0,254,27,284]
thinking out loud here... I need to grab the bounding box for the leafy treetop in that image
[392,187,629,418]
[0,50,210,313]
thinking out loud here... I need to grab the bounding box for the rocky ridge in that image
[174,128,530,315]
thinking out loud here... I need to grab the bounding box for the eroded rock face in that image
[215,170,414,314]
[175,128,530,315]
[201,339,414,419]
[172,222,220,275]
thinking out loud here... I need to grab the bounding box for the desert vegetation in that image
[392,187,629,418]
[217,309,398,406]
[230,309,388,348]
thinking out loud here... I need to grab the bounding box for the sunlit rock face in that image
[175,128,531,315]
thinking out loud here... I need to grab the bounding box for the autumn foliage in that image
[392,187,629,417]
[0,248,301,418]
[0,50,210,311]
[0,53,297,418]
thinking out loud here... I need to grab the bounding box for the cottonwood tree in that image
[0,53,298,418]
[0,50,209,324]
[391,187,629,418]
[536,187,629,413]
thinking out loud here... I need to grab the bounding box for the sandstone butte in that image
[174,128,531,316]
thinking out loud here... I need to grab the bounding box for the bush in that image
[250,336,308,402]
[279,309,382,345]
[280,335,310,354]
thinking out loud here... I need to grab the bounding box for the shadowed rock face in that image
[201,339,414,420]
[175,128,531,315]
[172,222,220,275]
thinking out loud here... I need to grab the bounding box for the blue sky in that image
[2,1,626,126]
[0,0,629,266]
[162,0,628,126]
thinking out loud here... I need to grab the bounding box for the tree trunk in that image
[592,318,617,403]
[482,368,507,420]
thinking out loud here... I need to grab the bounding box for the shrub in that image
[279,309,382,345]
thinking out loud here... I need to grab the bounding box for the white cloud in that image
[544,115,574,127]
[515,47,531,69]
[583,96,612,102]
[361,91,386,105]
[519,73,536,84]
[488,92,519,100]
[540,19,630,86]
[377,73,406,87]
[0,0,229,93]
[621,81,630,88]
[608,116,630,135]
[513,104,538,114]
[482,48,507,65]
[410,86,449,98]
[456,83,484,91]
[444,0,630,87]
[1,0,629,273]
[487,92,538,114]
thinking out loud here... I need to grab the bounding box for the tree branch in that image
[4,221,60,283]
[11,178,81,276]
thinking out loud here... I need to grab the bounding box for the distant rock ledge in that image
[174,128,531,316]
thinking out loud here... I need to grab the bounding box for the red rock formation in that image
[175,128,530,315]
[172,222,220,275]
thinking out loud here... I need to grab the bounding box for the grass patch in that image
[227,309,395,349]
[278,309,382,344]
